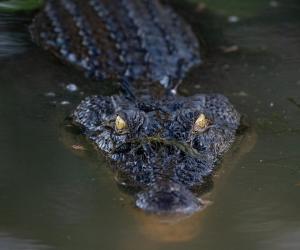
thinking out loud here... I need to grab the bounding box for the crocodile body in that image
[31,0,240,214]
[30,0,200,88]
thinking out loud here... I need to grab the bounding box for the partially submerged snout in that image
[72,93,240,215]
[136,182,203,215]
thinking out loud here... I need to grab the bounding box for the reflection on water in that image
[0,13,32,57]
[0,0,300,249]
[0,234,51,250]
[133,209,207,242]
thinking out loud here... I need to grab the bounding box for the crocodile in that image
[30,0,240,215]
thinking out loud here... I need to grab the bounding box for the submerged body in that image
[31,0,240,214]
[30,0,200,87]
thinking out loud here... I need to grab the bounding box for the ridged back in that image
[30,0,201,89]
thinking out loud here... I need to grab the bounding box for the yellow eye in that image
[115,115,128,132]
[193,114,210,132]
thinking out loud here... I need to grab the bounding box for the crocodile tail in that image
[30,0,201,89]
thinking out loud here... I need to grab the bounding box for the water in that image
[0,1,299,249]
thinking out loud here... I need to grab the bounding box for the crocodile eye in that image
[115,115,128,133]
[193,114,210,133]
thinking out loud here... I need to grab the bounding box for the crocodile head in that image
[72,93,240,215]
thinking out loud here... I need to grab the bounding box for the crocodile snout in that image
[135,181,203,215]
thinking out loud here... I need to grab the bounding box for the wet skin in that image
[31,0,240,214]
[72,92,240,214]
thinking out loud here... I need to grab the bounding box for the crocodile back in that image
[30,0,201,89]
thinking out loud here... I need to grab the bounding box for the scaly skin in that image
[72,92,240,214]
[31,0,240,214]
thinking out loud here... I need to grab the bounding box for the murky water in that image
[0,1,299,249]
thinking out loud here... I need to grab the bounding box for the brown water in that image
[0,1,299,249]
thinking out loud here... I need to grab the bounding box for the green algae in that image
[0,0,43,12]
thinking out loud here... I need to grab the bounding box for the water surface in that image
[0,1,299,249]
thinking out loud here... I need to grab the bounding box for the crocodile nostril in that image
[154,192,177,211]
